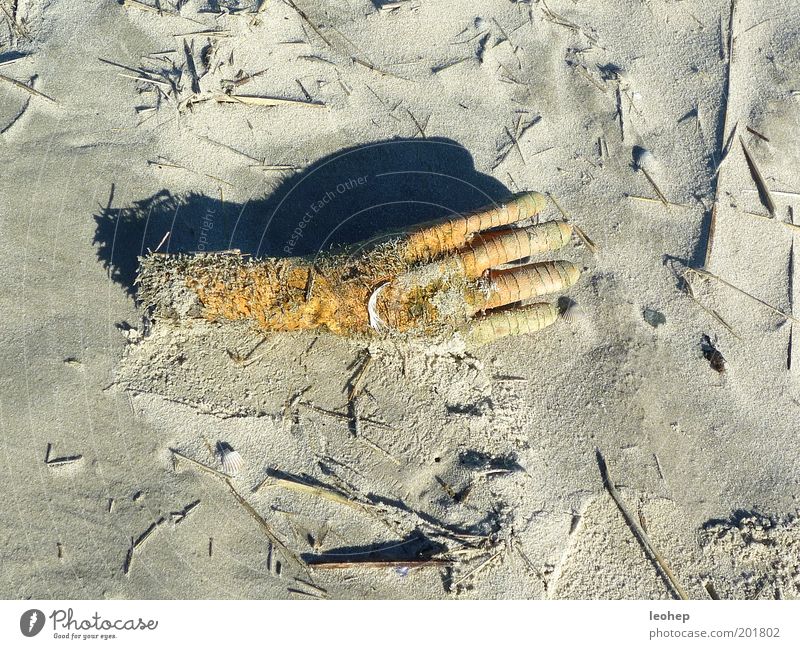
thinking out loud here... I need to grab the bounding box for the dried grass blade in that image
[596,449,688,600]
[215,94,326,108]
[0,73,56,102]
[739,135,776,216]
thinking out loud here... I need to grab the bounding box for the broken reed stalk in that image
[595,449,688,600]
[688,268,799,323]
[171,448,231,479]
[0,73,56,102]
[705,0,738,268]
[626,195,691,208]
[225,478,307,573]
[170,449,305,572]
[299,402,393,430]
[250,164,299,171]
[123,539,135,575]
[287,588,325,599]
[173,30,232,38]
[255,475,369,511]
[347,351,373,401]
[684,273,741,340]
[123,518,166,576]
[451,548,505,589]
[309,559,452,570]
[745,125,769,142]
[215,94,326,108]
[358,434,401,466]
[739,135,776,216]
[641,168,669,206]
[293,577,328,595]
[134,517,166,549]
[547,193,597,253]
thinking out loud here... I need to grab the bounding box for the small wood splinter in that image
[137,192,586,346]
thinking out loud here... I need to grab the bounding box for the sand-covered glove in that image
[137,191,580,345]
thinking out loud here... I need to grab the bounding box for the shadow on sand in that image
[93,137,513,296]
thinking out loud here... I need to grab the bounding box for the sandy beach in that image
[1,0,800,599]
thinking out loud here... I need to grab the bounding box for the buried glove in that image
[137,192,582,346]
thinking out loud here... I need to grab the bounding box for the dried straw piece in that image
[0,73,56,102]
[640,168,669,206]
[547,193,597,253]
[626,195,690,208]
[704,0,738,268]
[684,273,741,340]
[225,478,306,572]
[739,135,776,216]
[596,449,688,600]
[215,94,326,108]
[689,268,798,323]
[254,474,369,511]
[309,559,451,570]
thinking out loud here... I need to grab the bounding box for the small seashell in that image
[559,300,583,324]
[632,145,655,171]
[367,281,389,332]
[218,442,244,477]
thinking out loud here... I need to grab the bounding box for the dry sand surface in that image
[1,0,800,599]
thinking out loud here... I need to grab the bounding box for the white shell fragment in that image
[633,146,655,171]
[560,300,583,324]
[218,443,244,477]
[367,281,389,332]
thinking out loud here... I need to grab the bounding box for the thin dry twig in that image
[133,517,166,549]
[705,0,738,268]
[640,168,669,207]
[688,268,798,323]
[595,449,688,600]
[451,547,505,589]
[684,273,741,340]
[215,94,326,108]
[739,135,776,217]
[170,448,305,571]
[547,193,597,253]
[170,448,230,479]
[626,195,690,208]
[225,478,306,572]
[299,401,393,430]
[0,73,56,102]
[309,559,451,570]
[254,475,370,511]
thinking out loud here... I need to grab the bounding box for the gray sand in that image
[1,0,799,599]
